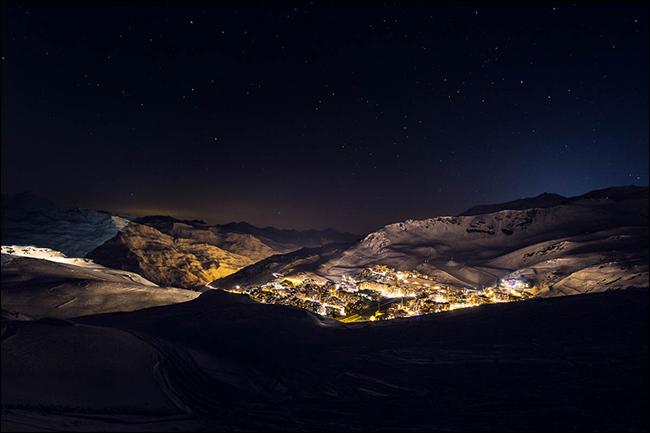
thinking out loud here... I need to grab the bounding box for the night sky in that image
[2,1,648,234]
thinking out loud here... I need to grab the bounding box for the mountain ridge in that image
[459,184,648,216]
[214,185,649,297]
[1,192,132,258]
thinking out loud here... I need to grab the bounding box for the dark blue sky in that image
[2,1,648,234]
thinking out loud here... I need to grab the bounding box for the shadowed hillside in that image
[2,287,647,431]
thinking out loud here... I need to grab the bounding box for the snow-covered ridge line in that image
[2,245,89,265]
[319,188,649,292]
[365,194,648,246]
[1,245,160,286]
[1,192,132,258]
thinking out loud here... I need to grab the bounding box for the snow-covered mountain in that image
[1,252,199,320]
[1,192,132,258]
[214,186,649,297]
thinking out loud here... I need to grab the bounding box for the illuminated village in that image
[223,265,535,322]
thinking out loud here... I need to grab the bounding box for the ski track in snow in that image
[126,331,246,419]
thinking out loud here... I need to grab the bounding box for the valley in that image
[1,186,648,432]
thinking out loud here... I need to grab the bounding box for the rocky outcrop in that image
[86,223,256,288]
[87,217,362,289]
[134,216,280,262]
[466,219,496,235]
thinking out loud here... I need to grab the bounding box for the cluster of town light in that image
[224,265,534,323]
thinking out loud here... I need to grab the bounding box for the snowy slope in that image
[1,192,131,258]
[2,287,647,431]
[323,187,649,291]
[1,255,200,319]
[1,320,183,416]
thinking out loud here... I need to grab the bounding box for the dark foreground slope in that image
[3,288,647,432]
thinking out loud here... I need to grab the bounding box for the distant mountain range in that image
[215,185,649,297]
[459,185,647,216]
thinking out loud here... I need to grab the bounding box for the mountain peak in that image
[459,185,649,217]
[459,192,568,216]
[134,215,206,226]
